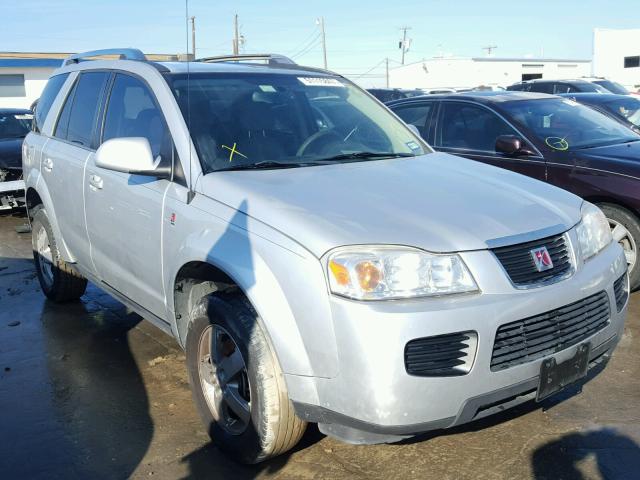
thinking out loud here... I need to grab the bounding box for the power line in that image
[291,32,322,59]
[287,26,319,56]
[353,58,388,78]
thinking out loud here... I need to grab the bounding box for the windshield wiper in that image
[316,152,416,162]
[213,153,416,172]
[214,161,323,172]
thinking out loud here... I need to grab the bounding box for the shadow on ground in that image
[531,429,640,480]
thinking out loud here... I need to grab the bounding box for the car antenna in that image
[185,0,195,204]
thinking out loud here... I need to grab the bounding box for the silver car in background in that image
[23,49,628,463]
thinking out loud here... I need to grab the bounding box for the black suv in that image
[507,79,609,95]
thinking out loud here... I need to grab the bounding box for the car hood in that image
[574,141,640,178]
[0,137,23,170]
[198,153,583,257]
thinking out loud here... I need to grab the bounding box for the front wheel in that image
[185,294,306,464]
[31,206,87,302]
[598,203,640,290]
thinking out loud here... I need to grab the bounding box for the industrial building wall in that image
[389,58,591,90]
[593,28,640,89]
[0,67,55,109]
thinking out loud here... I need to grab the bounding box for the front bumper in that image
[0,179,24,195]
[291,239,628,444]
[0,179,25,210]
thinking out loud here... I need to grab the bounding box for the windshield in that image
[502,98,639,150]
[0,112,32,139]
[602,97,640,127]
[594,80,629,95]
[167,72,427,172]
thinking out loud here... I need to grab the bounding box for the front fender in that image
[164,197,339,381]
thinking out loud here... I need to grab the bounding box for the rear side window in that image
[33,73,69,133]
[55,72,109,148]
[102,74,172,163]
[530,82,554,94]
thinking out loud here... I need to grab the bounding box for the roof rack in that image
[64,48,146,66]
[197,54,296,66]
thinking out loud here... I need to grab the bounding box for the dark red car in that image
[388,92,640,288]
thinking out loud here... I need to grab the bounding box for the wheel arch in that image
[25,181,75,262]
[171,255,317,380]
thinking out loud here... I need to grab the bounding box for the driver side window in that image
[437,102,519,152]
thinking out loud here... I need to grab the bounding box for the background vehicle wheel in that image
[598,203,640,290]
[31,206,87,302]
[186,294,306,464]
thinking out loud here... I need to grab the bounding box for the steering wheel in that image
[297,129,343,157]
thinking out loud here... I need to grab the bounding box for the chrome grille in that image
[492,233,572,287]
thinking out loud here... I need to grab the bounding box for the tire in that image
[31,205,88,302]
[185,293,306,464]
[598,203,640,290]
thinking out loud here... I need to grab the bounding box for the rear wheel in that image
[185,294,306,464]
[31,206,87,302]
[598,203,640,290]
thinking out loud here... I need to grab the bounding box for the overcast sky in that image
[2,0,638,86]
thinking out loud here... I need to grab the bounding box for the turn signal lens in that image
[329,260,350,286]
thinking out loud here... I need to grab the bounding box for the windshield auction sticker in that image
[298,77,344,87]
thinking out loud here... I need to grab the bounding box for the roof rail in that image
[64,48,146,66]
[197,54,296,66]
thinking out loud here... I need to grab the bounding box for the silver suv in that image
[23,49,629,463]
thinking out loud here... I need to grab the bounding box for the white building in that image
[0,57,62,109]
[593,28,640,90]
[389,57,592,91]
[0,52,180,109]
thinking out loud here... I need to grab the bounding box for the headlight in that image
[327,246,478,300]
[576,202,612,261]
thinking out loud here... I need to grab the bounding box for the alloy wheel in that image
[197,324,251,435]
[609,218,637,271]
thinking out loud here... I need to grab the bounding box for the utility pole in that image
[385,57,389,87]
[318,17,328,69]
[190,16,196,59]
[482,45,497,56]
[399,26,411,65]
[233,14,240,55]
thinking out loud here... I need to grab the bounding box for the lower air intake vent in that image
[491,291,610,371]
[405,331,477,377]
[614,272,629,312]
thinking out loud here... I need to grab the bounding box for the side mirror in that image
[407,124,422,138]
[495,135,534,156]
[95,137,170,178]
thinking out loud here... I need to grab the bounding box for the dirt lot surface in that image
[1,213,638,480]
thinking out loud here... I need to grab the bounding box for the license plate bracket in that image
[536,343,591,402]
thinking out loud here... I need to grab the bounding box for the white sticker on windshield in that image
[15,114,33,120]
[406,141,421,152]
[259,85,276,92]
[298,77,344,87]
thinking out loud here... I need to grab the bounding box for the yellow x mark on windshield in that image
[222,143,248,162]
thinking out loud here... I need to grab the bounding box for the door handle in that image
[89,174,103,190]
[43,157,53,172]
